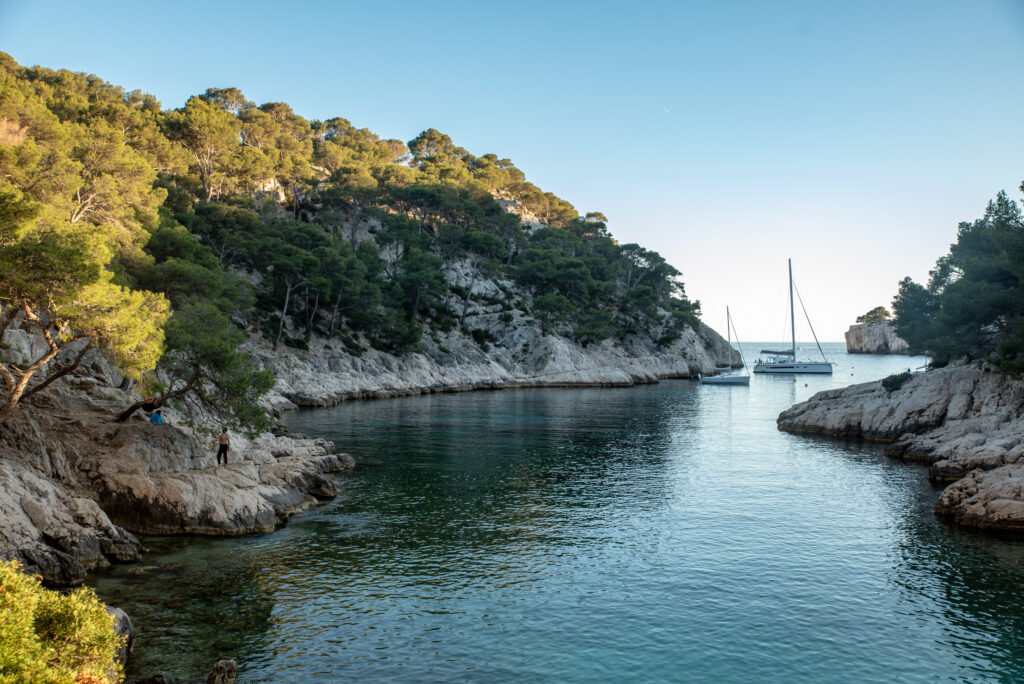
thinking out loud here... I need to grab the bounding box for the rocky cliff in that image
[844,322,909,354]
[0,374,353,586]
[1,302,734,585]
[254,262,739,410]
[777,362,1024,531]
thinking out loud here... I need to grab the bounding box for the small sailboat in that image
[700,306,750,386]
[753,259,834,374]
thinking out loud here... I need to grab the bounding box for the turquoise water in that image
[90,343,1024,682]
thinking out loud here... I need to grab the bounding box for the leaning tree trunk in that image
[0,323,62,423]
[116,370,198,422]
[24,338,91,399]
[273,280,295,351]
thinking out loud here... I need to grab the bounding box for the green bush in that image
[881,371,912,393]
[470,328,496,350]
[0,560,123,684]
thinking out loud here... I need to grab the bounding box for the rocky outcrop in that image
[777,362,1024,531]
[257,317,738,410]
[107,605,134,667]
[206,660,238,684]
[0,380,354,585]
[935,466,1024,531]
[844,322,908,354]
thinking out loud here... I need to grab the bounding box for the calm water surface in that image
[90,343,1024,682]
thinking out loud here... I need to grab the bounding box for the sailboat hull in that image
[699,373,751,385]
[752,361,833,374]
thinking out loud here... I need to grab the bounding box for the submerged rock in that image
[844,322,909,354]
[777,362,1024,532]
[206,660,237,684]
[128,659,237,684]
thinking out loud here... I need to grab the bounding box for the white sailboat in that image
[753,259,834,375]
[700,306,750,386]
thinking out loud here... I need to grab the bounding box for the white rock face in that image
[777,362,1024,531]
[0,382,354,585]
[256,316,738,409]
[844,322,909,354]
[0,276,735,583]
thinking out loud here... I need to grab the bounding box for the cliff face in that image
[844,322,909,354]
[777,362,1024,531]
[256,320,738,410]
[0,373,353,586]
[0,303,734,585]
[254,257,738,409]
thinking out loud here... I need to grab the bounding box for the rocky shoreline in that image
[0,378,354,587]
[256,320,738,411]
[1,317,735,587]
[777,361,1024,531]
[0,315,736,680]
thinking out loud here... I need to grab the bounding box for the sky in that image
[2,0,1023,341]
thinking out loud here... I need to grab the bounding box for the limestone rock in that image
[844,322,909,354]
[206,660,238,684]
[106,605,134,666]
[936,464,1024,532]
[777,361,1024,531]
[0,382,355,585]
[255,319,737,409]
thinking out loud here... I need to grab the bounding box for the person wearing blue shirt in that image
[149,410,165,424]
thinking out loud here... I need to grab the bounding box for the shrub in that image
[881,371,912,393]
[282,334,310,351]
[0,560,123,683]
[470,328,496,350]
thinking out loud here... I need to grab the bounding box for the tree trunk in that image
[0,320,62,423]
[328,291,343,336]
[116,370,198,422]
[305,291,319,339]
[273,280,294,350]
[24,338,91,398]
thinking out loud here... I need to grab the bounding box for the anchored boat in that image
[700,306,750,385]
[753,259,834,375]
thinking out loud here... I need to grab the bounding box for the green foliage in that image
[0,48,705,399]
[469,327,496,350]
[573,310,618,346]
[159,301,273,434]
[881,371,912,393]
[893,189,1024,373]
[856,306,892,324]
[533,293,573,332]
[0,560,123,683]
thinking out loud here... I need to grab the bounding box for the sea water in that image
[89,343,1024,682]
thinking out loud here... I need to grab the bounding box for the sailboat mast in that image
[726,306,731,346]
[788,258,796,358]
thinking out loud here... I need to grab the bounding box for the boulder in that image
[206,660,238,684]
[844,322,909,354]
[106,605,134,666]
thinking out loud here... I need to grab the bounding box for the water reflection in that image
[89,347,1024,682]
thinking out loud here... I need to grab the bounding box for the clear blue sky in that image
[3,0,1023,341]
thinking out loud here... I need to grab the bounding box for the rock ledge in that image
[777,361,1024,531]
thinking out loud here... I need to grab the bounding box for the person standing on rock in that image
[216,428,231,466]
